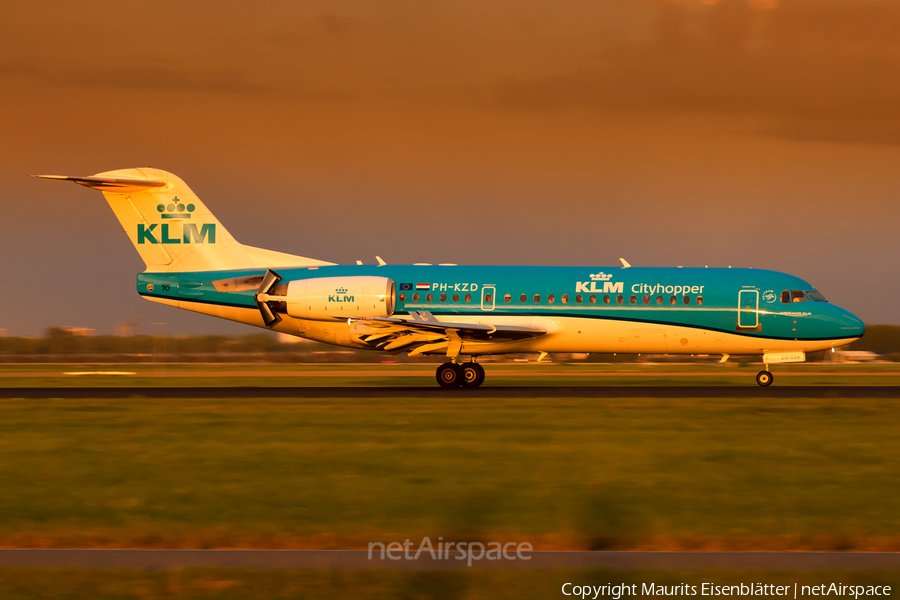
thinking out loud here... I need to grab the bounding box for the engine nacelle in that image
[282,276,395,321]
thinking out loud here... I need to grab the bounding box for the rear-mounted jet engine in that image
[254,270,395,326]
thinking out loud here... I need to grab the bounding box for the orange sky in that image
[2,0,899,334]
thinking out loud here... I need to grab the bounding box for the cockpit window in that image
[783,289,826,303]
[805,290,827,302]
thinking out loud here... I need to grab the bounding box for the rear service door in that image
[738,289,759,329]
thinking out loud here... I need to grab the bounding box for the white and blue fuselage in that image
[37,167,864,387]
[137,264,863,357]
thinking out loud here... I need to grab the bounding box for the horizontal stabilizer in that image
[32,174,166,192]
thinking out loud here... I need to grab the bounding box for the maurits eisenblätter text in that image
[561,583,892,599]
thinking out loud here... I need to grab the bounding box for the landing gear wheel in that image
[461,363,486,388]
[437,363,464,388]
[756,370,774,387]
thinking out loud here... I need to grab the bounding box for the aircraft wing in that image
[348,310,546,356]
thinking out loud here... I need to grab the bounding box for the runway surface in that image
[0,549,898,570]
[2,386,900,398]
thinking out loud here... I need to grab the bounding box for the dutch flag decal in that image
[416,283,430,290]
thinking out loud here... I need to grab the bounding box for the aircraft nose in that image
[833,306,865,341]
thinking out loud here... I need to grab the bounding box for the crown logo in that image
[589,272,613,281]
[335,287,348,294]
[157,196,195,219]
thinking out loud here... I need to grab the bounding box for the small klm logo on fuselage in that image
[137,197,216,245]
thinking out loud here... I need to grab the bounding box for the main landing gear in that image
[756,369,774,387]
[436,361,485,389]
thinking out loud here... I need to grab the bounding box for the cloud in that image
[61,66,265,94]
[495,0,900,145]
[318,13,359,35]
[0,62,354,103]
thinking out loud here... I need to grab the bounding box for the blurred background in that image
[0,327,899,364]
[2,7,900,593]
[2,0,899,336]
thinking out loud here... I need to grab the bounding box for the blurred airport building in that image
[114,323,136,337]
[58,327,94,336]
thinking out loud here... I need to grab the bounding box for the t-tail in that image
[34,168,332,272]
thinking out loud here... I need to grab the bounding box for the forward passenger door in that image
[737,289,759,330]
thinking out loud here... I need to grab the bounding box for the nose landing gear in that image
[436,361,485,389]
[756,369,773,387]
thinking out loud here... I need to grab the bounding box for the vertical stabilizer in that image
[96,167,250,272]
[35,168,333,272]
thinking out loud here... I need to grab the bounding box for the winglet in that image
[619,258,631,268]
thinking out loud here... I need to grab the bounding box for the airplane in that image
[36,168,865,388]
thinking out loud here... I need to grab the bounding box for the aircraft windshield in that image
[805,290,827,302]
[782,289,827,303]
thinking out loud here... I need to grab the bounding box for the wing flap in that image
[349,314,546,356]
[353,316,544,339]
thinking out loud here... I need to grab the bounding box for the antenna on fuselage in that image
[356,260,363,265]
[376,256,387,266]
[619,258,631,269]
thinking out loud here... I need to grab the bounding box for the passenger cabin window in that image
[616,295,623,304]
[642,295,650,305]
[504,293,511,303]
[669,295,677,305]
[484,293,492,303]
[629,295,637,304]
[547,294,555,304]
[464,293,472,303]
[439,293,447,302]
[534,294,541,303]
[520,294,527,303]
[575,294,583,304]
[399,293,406,302]
[452,293,459,302]
[682,296,690,305]
[656,295,663,305]
[412,293,420,302]
[697,296,704,305]
[426,293,433,302]
[561,294,569,304]
[601,295,608,304]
